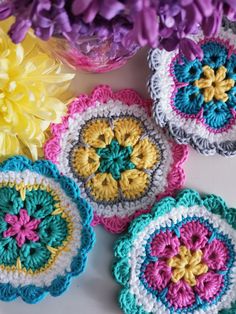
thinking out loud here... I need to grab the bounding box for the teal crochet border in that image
[0,156,95,304]
[113,189,236,314]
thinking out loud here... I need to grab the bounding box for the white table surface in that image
[1,48,236,314]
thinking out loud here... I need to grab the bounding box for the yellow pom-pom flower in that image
[0,22,74,160]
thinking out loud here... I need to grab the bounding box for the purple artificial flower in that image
[9,19,32,43]
[1,0,236,60]
[179,37,203,60]
[0,1,12,20]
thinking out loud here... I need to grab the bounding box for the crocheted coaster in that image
[113,189,236,314]
[149,26,236,156]
[0,156,94,303]
[44,85,188,233]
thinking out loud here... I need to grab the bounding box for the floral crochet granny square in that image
[0,156,94,303]
[149,25,236,156]
[113,189,236,314]
[44,85,188,233]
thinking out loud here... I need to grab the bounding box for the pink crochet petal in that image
[167,280,195,310]
[25,218,41,230]
[144,260,172,291]
[150,230,180,258]
[3,226,19,238]
[4,213,18,225]
[194,271,223,301]
[26,230,40,242]
[203,239,229,270]
[19,209,30,225]
[180,221,209,250]
[15,232,26,248]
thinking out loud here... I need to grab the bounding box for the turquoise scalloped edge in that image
[0,156,95,304]
[113,189,236,314]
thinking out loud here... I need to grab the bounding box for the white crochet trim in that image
[149,27,236,145]
[57,100,173,218]
[0,170,82,288]
[128,205,236,314]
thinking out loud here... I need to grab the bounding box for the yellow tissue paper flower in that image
[0,21,74,160]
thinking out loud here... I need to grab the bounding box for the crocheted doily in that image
[0,156,94,303]
[149,26,236,156]
[113,189,236,314]
[44,85,188,233]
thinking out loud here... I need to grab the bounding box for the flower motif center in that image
[3,208,41,248]
[168,245,208,286]
[195,65,235,102]
[96,139,135,180]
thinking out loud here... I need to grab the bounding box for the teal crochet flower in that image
[172,41,236,130]
[0,156,95,304]
[97,140,135,180]
[113,189,236,314]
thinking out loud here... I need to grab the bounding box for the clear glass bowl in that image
[41,35,139,73]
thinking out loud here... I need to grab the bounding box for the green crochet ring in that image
[113,189,236,314]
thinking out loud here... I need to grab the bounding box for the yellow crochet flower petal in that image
[168,256,184,269]
[0,22,75,161]
[191,263,208,276]
[82,119,114,148]
[184,270,197,286]
[171,268,186,283]
[113,118,143,147]
[119,169,149,199]
[87,173,118,201]
[202,65,215,79]
[215,66,227,81]
[195,78,212,89]
[72,147,100,177]
[203,86,215,102]
[179,245,191,259]
[131,138,160,170]
[189,250,203,266]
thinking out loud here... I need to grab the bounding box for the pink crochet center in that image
[169,38,236,135]
[44,85,188,233]
[3,209,40,248]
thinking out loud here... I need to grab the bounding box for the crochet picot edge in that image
[44,85,188,233]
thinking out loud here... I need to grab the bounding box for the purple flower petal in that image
[9,19,32,44]
[72,0,92,16]
[179,37,203,60]
[100,0,124,20]
[160,34,180,52]
[83,1,99,24]
[0,2,12,20]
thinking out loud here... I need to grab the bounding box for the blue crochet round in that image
[0,156,95,304]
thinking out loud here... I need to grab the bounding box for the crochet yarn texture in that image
[149,25,236,156]
[0,156,94,303]
[113,189,236,314]
[44,85,188,233]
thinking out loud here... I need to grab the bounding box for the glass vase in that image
[41,35,139,73]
